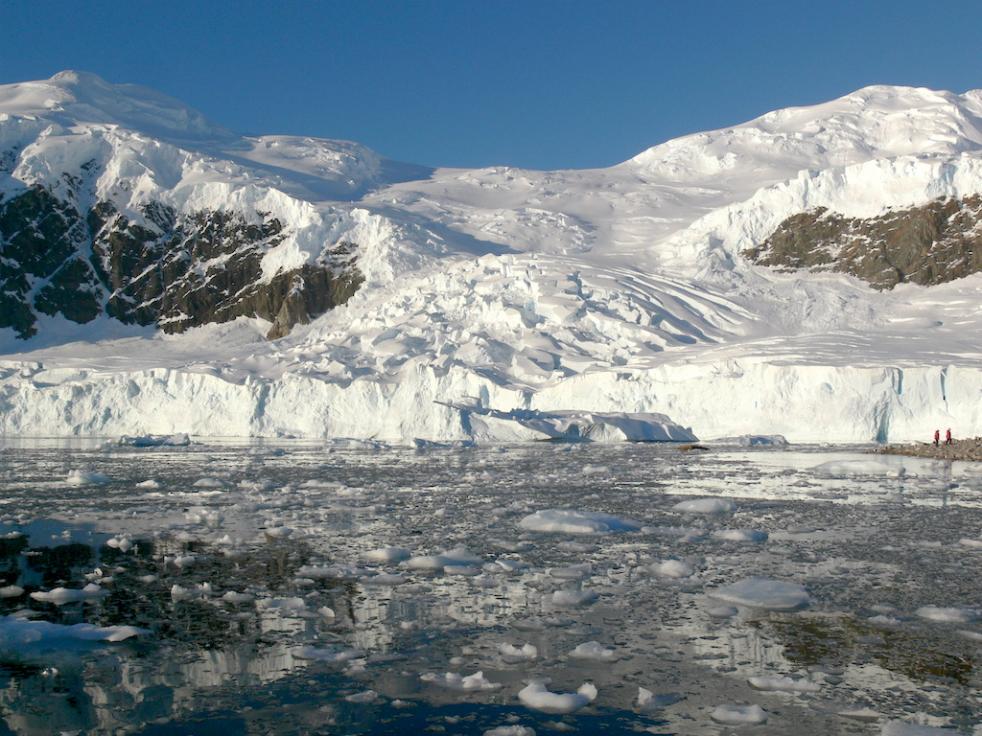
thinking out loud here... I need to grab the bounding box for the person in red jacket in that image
[945,428,953,446]
[934,429,940,447]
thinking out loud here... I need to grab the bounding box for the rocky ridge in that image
[743,195,982,289]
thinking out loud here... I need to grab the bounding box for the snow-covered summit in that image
[0,70,236,143]
[1,74,982,443]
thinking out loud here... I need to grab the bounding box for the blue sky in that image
[2,1,981,169]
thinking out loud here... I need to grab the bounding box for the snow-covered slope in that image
[2,72,982,442]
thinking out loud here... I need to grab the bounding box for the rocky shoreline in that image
[874,437,982,462]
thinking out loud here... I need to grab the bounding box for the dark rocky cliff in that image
[743,195,982,289]
[0,184,362,340]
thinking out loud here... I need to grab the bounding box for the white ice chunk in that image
[551,588,598,607]
[709,577,810,611]
[748,675,820,692]
[30,584,108,605]
[484,726,536,736]
[0,586,24,598]
[364,547,412,563]
[915,606,979,624]
[420,670,501,691]
[881,722,963,735]
[0,616,145,645]
[711,704,767,724]
[569,641,616,661]
[651,559,694,578]
[672,498,735,514]
[499,642,538,661]
[711,529,769,543]
[518,681,597,714]
[66,470,110,486]
[519,510,641,534]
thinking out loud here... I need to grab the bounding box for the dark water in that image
[0,440,978,735]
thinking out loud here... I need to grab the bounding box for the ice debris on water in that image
[711,704,768,724]
[118,434,190,447]
[568,641,616,661]
[420,671,501,691]
[518,681,597,714]
[0,616,146,645]
[519,509,641,534]
[499,642,538,662]
[66,470,111,486]
[709,577,810,611]
[748,675,820,692]
[672,498,735,514]
[915,606,978,624]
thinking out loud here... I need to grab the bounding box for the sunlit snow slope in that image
[2,72,982,442]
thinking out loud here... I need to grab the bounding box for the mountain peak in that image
[0,69,236,144]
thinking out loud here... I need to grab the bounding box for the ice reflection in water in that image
[0,441,977,734]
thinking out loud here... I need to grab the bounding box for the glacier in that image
[2,72,982,443]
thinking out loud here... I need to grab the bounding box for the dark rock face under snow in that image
[0,184,362,339]
[744,195,982,289]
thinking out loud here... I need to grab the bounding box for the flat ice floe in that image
[551,588,599,607]
[0,616,145,646]
[914,606,979,624]
[363,546,412,563]
[420,671,501,691]
[499,643,538,661]
[672,498,736,514]
[708,577,810,611]
[517,681,597,714]
[711,704,768,724]
[65,470,110,486]
[403,547,482,571]
[711,529,769,543]
[29,584,108,605]
[568,641,616,661]
[880,721,965,735]
[483,726,536,736]
[519,510,641,534]
[748,675,821,692]
[651,559,695,578]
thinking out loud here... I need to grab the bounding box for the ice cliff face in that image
[2,73,982,442]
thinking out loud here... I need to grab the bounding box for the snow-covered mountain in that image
[2,71,981,442]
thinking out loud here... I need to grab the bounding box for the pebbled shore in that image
[874,437,982,462]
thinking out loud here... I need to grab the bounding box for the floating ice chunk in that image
[518,681,597,714]
[444,565,480,576]
[192,477,226,488]
[637,688,684,711]
[420,671,501,691]
[118,433,190,447]
[519,510,641,534]
[707,604,738,618]
[297,646,364,662]
[812,459,908,478]
[569,641,616,661]
[106,537,133,552]
[364,547,412,563]
[66,470,110,486]
[651,559,694,578]
[709,578,810,611]
[712,529,768,543]
[550,563,592,581]
[711,704,767,724]
[345,690,378,703]
[958,538,982,549]
[881,722,963,735]
[484,726,535,736]
[404,547,482,571]
[265,526,293,539]
[0,586,23,598]
[135,479,160,489]
[748,675,820,692]
[221,591,253,604]
[30,584,107,605]
[499,642,538,662]
[551,588,598,607]
[868,614,901,626]
[257,597,307,615]
[0,616,146,646]
[915,606,978,624]
[491,558,527,573]
[672,498,735,514]
[319,606,335,619]
[361,573,407,586]
[712,435,788,447]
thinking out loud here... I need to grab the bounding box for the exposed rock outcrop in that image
[0,185,362,339]
[744,195,982,289]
